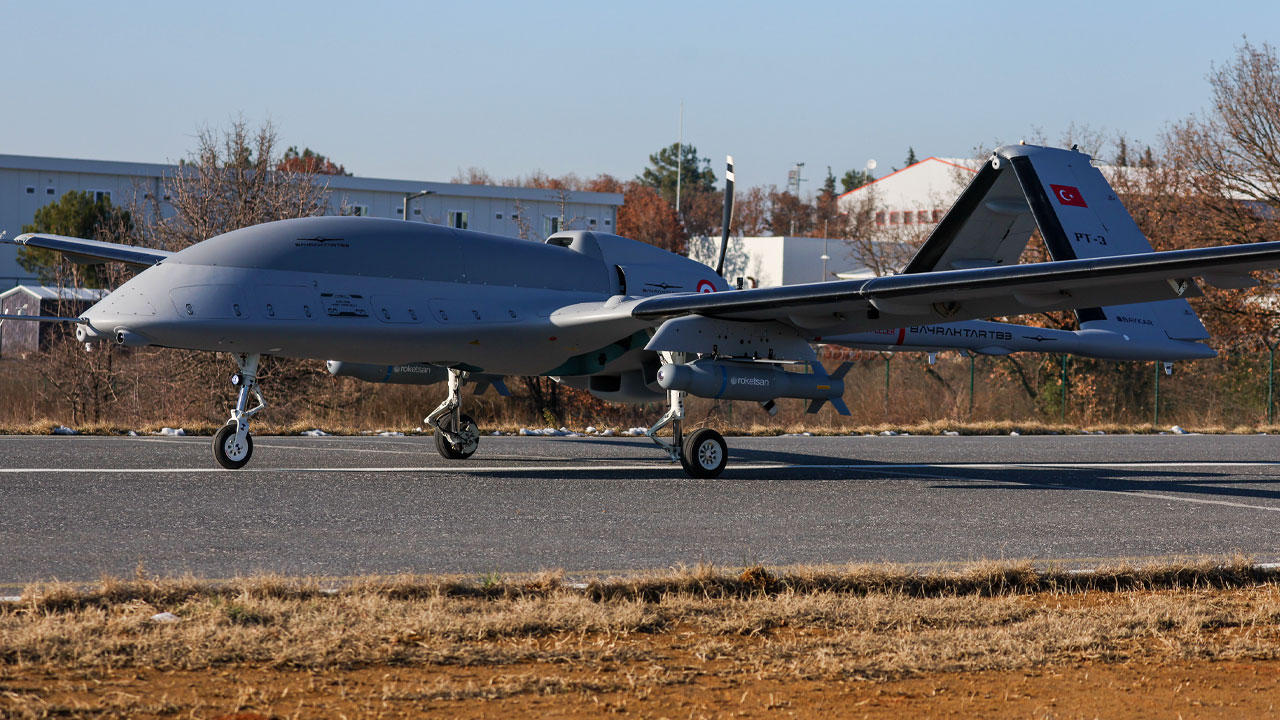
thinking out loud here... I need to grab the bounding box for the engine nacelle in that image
[657,360,845,404]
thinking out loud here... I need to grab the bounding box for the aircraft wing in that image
[630,241,1280,333]
[6,233,171,268]
[636,142,1280,336]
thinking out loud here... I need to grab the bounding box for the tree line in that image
[14,40,1280,426]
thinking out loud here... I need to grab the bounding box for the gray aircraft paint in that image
[75,218,723,375]
[7,143,1280,407]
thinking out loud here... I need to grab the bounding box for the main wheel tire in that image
[213,422,253,470]
[680,428,727,478]
[434,413,480,460]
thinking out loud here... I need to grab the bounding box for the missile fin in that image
[471,375,511,397]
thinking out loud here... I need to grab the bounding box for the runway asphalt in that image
[2,432,1280,587]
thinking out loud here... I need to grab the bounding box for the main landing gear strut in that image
[213,353,266,469]
[427,368,480,460]
[646,358,728,479]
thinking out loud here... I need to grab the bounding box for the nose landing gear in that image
[212,353,266,470]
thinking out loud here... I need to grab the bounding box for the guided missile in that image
[325,361,448,385]
[657,359,851,414]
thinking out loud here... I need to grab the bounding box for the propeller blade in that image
[715,155,735,277]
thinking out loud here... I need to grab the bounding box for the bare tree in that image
[837,186,928,277]
[1152,39,1280,344]
[1172,40,1280,209]
[451,166,495,185]
[731,187,773,237]
[510,200,536,241]
[550,187,587,234]
[85,121,345,424]
[133,120,332,252]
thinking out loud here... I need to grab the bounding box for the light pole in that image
[820,237,830,281]
[402,189,435,222]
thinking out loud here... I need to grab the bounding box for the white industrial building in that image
[0,154,623,289]
[0,285,107,357]
[684,157,982,289]
[688,235,865,287]
[837,156,978,228]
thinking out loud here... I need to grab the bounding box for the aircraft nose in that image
[79,273,165,345]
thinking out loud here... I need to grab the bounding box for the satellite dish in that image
[866,159,878,171]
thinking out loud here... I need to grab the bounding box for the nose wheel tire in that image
[680,428,727,478]
[435,413,480,460]
[213,423,253,470]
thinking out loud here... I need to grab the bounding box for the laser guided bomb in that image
[326,361,510,395]
[656,359,851,414]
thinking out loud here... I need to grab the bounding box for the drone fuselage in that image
[80,217,725,376]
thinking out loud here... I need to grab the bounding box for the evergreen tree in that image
[18,191,132,285]
[821,166,837,198]
[904,147,919,166]
[637,143,716,206]
[278,146,351,175]
[840,169,875,193]
[1114,136,1131,167]
[1139,145,1155,169]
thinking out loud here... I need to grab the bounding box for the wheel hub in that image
[697,440,722,469]
[223,435,249,461]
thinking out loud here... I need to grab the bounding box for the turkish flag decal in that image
[1050,184,1087,208]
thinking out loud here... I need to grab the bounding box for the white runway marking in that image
[1000,480,1280,513]
[136,438,445,454]
[6,461,1280,474]
[0,464,745,474]
[13,460,1276,513]
[853,464,1280,514]
[254,443,423,455]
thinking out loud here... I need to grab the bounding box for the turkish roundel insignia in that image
[697,279,717,293]
[1050,184,1087,208]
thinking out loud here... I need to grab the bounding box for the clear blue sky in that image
[2,0,1275,193]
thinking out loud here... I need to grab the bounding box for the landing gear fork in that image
[213,353,266,469]
[645,387,686,462]
[646,353,729,479]
[427,368,480,459]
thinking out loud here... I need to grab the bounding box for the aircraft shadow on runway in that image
[498,437,1280,505]
[928,467,1280,503]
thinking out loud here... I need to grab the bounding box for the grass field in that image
[3,559,1279,718]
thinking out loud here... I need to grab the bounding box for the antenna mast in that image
[786,162,806,196]
[675,102,683,221]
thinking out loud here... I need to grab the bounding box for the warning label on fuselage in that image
[320,293,369,318]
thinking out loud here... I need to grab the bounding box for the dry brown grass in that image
[6,345,1280,437]
[4,558,1278,674]
[3,416,1275,437]
[3,559,1280,718]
